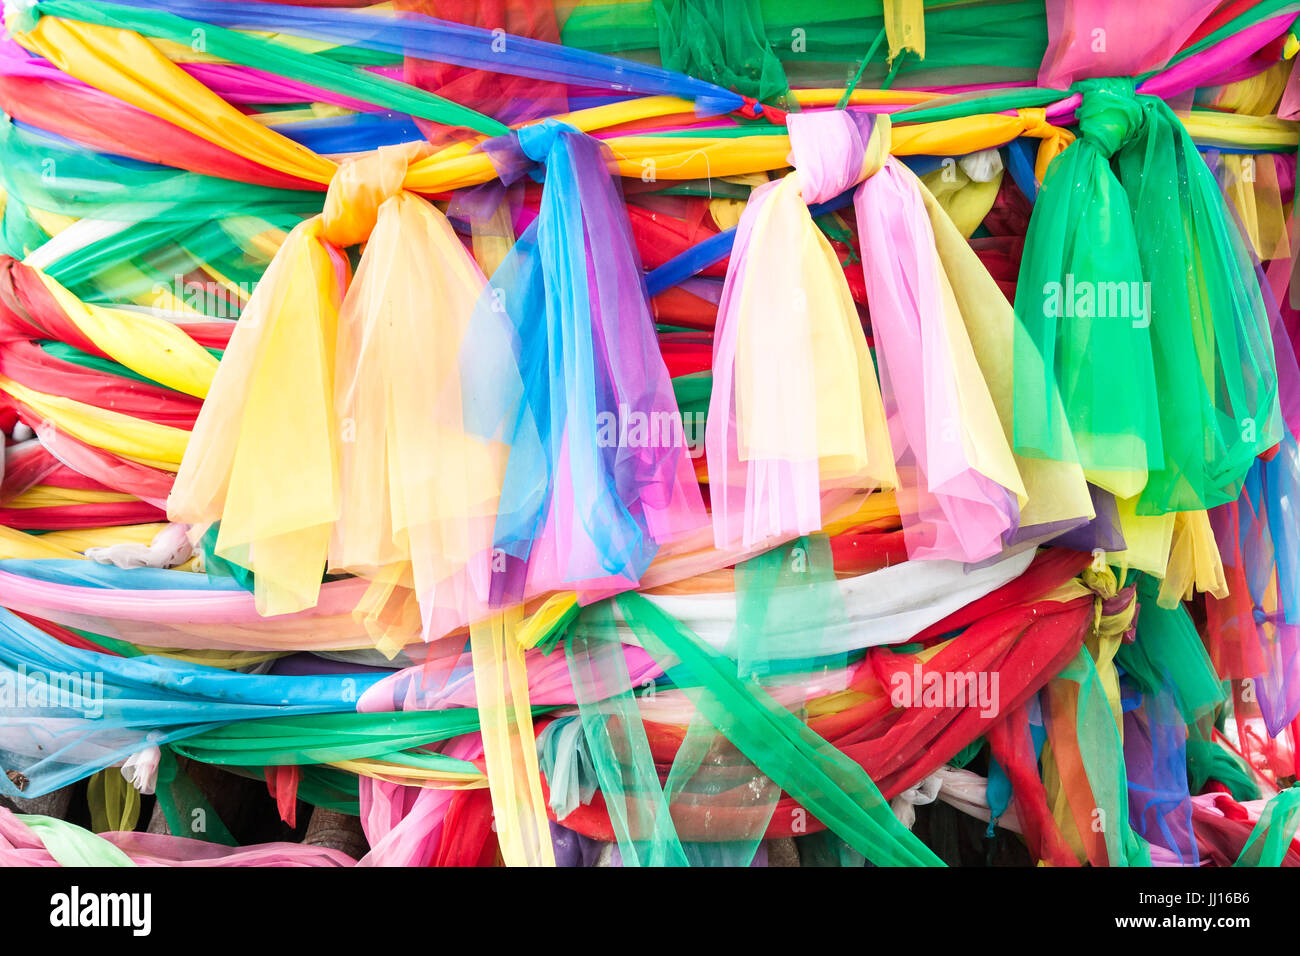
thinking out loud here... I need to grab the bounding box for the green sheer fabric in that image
[653,0,789,102]
[153,747,238,844]
[1053,645,1152,866]
[0,122,317,306]
[1185,736,1260,802]
[613,591,943,866]
[1012,78,1160,486]
[171,710,501,772]
[1115,95,1280,514]
[54,223,288,309]
[734,533,848,683]
[664,708,779,865]
[795,829,867,866]
[1234,785,1300,866]
[563,600,778,866]
[199,524,257,593]
[1117,575,1226,724]
[294,765,362,816]
[1013,78,1279,510]
[562,0,1047,92]
[0,122,318,225]
[16,814,137,865]
[565,601,690,865]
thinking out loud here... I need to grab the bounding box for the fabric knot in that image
[1081,564,1138,642]
[959,148,1003,184]
[1017,107,1074,181]
[1081,562,1119,599]
[85,522,193,570]
[1016,107,1053,139]
[890,772,943,829]
[1098,584,1139,643]
[787,111,890,205]
[1071,78,1143,159]
[121,746,162,796]
[517,118,580,162]
[480,119,583,187]
[321,143,427,247]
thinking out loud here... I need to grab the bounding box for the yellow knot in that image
[321,142,431,247]
[1078,564,1138,643]
[1081,563,1118,599]
[1017,108,1075,183]
[1095,590,1138,644]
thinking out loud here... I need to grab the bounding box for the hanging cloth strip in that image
[833,113,1026,562]
[462,119,708,606]
[705,110,894,552]
[1013,77,1281,512]
[708,107,1089,560]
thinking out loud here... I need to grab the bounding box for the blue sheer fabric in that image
[0,606,383,798]
[461,121,705,606]
[1124,679,1199,866]
[102,0,747,115]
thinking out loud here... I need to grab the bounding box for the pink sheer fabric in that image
[357,644,662,711]
[1038,0,1223,89]
[0,808,355,866]
[785,109,1024,563]
[853,157,1023,562]
[705,112,894,552]
[357,735,485,866]
[0,571,374,651]
[1280,57,1300,121]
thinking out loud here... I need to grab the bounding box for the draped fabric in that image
[1014,77,1281,514]
[1,0,1299,871]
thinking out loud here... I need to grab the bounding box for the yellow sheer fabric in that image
[87,768,141,833]
[16,15,1077,192]
[908,171,1028,509]
[732,174,895,488]
[1181,110,1298,150]
[0,376,188,470]
[1222,154,1291,262]
[1110,496,1177,578]
[469,611,556,866]
[328,758,486,789]
[6,486,137,508]
[36,272,219,398]
[17,16,336,184]
[330,183,507,641]
[883,0,926,63]
[917,185,1094,532]
[1210,59,1291,116]
[920,162,1002,238]
[168,217,345,616]
[0,525,83,559]
[1158,509,1228,608]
